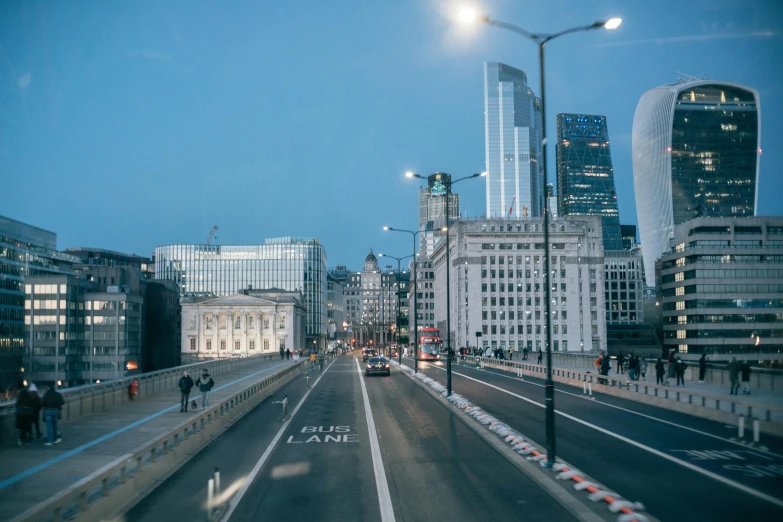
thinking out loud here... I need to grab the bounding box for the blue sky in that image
[1,0,781,271]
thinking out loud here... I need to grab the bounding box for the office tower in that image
[632,80,760,282]
[484,62,543,219]
[556,113,623,250]
[419,173,460,258]
[621,225,638,250]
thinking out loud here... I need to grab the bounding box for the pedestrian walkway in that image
[0,358,296,522]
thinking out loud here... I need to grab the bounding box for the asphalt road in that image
[401,356,783,521]
[128,355,577,521]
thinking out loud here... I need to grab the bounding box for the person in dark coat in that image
[537,349,543,365]
[15,387,34,445]
[285,348,291,360]
[616,352,625,374]
[41,385,65,445]
[279,347,285,360]
[196,369,215,410]
[727,357,740,395]
[698,354,707,383]
[675,357,687,387]
[740,361,751,395]
[600,354,612,385]
[178,371,195,412]
[28,383,42,440]
[667,351,677,383]
[655,358,665,385]
[629,354,639,381]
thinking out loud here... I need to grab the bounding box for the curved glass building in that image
[632,80,760,283]
[154,237,327,344]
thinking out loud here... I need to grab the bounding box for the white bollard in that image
[583,382,587,395]
[282,395,289,420]
[753,419,760,443]
[738,416,745,438]
[214,467,221,495]
[588,382,593,397]
[207,477,215,512]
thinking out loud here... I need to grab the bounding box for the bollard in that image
[282,395,289,421]
[214,467,221,496]
[306,375,310,390]
[207,477,215,514]
[753,419,760,443]
[738,416,745,438]
[588,382,593,397]
[583,382,587,395]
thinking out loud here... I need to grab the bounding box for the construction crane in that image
[206,225,219,245]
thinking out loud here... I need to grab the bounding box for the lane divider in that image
[394,362,650,522]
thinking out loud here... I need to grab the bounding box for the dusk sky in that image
[2,0,781,270]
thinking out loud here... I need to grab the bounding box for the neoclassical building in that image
[180,289,306,361]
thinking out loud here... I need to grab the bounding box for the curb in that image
[394,361,659,522]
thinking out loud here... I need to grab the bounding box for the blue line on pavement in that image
[0,361,290,491]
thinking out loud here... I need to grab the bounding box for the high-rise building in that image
[556,113,622,250]
[621,225,638,251]
[0,216,80,390]
[660,217,783,356]
[484,62,543,219]
[632,79,760,282]
[154,237,327,348]
[419,173,460,258]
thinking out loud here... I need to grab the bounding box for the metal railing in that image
[472,357,783,427]
[1,354,278,445]
[10,360,305,522]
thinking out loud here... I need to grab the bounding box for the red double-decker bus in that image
[417,327,442,361]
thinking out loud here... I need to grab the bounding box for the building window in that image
[248,316,254,329]
[235,340,241,350]
[235,316,241,329]
[206,339,212,351]
[280,339,286,351]
[264,339,270,351]
[249,340,255,350]
[190,338,196,351]
[220,340,227,350]
[263,318,270,329]
[279,316,286,329]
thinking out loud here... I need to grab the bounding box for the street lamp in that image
[379,253,413,366]
[384,226,421,372]
[458,7,621,468]
[406,171,486,396]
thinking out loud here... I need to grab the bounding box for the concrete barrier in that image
[10,360,305,522]
[476,358,783,438]
[0,354,278,446]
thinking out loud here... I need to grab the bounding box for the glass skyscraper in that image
[0,216,79,389]
[484,62,543,219]
[154,237,327,344]
[556,113,623,250]
[632,80,760,283]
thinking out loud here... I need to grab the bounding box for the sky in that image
[1,0,781,271]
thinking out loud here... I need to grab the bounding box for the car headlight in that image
[367,365,372,369]
[384,364,390,368]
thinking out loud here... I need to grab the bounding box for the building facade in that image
[632,80,761,282]
[556,113,623,250]
[432,216,607,354]
[327,270,346,340]
[1,216,80,391]
[24,275,144,386]
[621,225,638,251]
[660,217,783,356]
[154,237,327,348]
[180,289,306,361]
[484,62,543,219]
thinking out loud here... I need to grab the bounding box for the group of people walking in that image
[178,368,215,412]
[15,383,65,446]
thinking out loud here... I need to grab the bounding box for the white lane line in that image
[435,366,783,509]
[423,361,783,459]
[221,360,335,521]
[355,358,396,522]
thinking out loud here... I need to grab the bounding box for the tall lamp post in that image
[458,8,622,467]
[379,253,413,365]
[406,171,486,396]
[384,227,420,371]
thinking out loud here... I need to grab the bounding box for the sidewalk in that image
[0,358,296,521]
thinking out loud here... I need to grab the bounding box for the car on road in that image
[362,348,377,361]
[365,356,390,376]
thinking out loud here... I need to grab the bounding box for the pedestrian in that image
[178,371,194,412]
[628,354,639,381]
[15,386,34,445]
[616,351,625,374]
[285,348,291,360]
[41,384,64,445]
[728,357,740,395]
[740,360,751,395]
[509,346,514,360]
[667,351,676,384]
[310,351,317,367]
[675,357,687,387]
[537,349,543,365]
[600,353,612,385]
[195,368,215,410]
[279,347,285,360]
[698,354,707,383]
[640,356,648,381]
[523,347,528,360]
[595,353,603,372]
[28,383,42,440]
[655,358,665,385]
